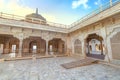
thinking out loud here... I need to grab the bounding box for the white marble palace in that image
[0,1,120,62]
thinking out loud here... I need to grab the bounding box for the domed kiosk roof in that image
[25,8,46,21]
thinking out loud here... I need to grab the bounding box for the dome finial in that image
[36,8,38,14]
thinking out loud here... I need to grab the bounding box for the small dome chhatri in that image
[25,8,46,24]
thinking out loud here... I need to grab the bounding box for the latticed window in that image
[74,39,82,54]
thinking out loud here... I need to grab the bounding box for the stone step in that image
[61,58,99,69]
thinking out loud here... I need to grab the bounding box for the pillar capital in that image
[13,33,24,40]
[61,38,66,42]
[43,37,52,42]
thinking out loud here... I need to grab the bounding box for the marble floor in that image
[111,59,120,66]
[0,57,120,80]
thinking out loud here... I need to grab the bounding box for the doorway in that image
[86,34,105,60]
[12,45,16,53]
[0,44,4,55]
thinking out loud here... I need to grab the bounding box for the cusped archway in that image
[85,33,105,59]
[48,38,65,55]
[29,40,37,53]
[22,36,46,56]
[9,37,19,53]
[0,34,19,54]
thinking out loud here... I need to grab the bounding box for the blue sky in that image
[0,0,111,25]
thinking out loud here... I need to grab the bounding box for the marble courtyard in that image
[0,0,120,80]
[0,57,120,80]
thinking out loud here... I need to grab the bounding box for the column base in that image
[17,53,22,58]
[45,52,49,56]
[83,53,87,58]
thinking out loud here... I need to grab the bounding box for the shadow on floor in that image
[86,54,105,60]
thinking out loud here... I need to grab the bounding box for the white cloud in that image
[0,0,56,21]
[94,0,103,5]
[72,0,89,9]
[94,2,98,5]
[0,0,4,7]
[0,0,34,17]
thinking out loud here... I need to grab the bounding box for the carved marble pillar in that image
[107,38,113,60]
[82,40,87,58]
[104,26,111,62]
[66,37,71,56]
[41,31,49,56]
[14,33,24,57]
[103,39,110,62]
[45,40,49,55]
[87,42,90,54]
[64,42,67,54]
[18,39,23,57]
[61,38,67,54]
[100,41,103,55]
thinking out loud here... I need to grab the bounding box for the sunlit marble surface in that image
[111,59,120,66]
[0,57,120,80]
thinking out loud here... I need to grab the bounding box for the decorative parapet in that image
[68,0,120,32]
[0,0,119,33]
[0,18,68,33]
[0,12,68,28]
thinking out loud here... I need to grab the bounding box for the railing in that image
[69,0,120,28]
[0,0,119,29]
[0,12,68,28]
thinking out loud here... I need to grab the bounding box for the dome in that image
[26,13,46,21]
[25,8,46,21]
